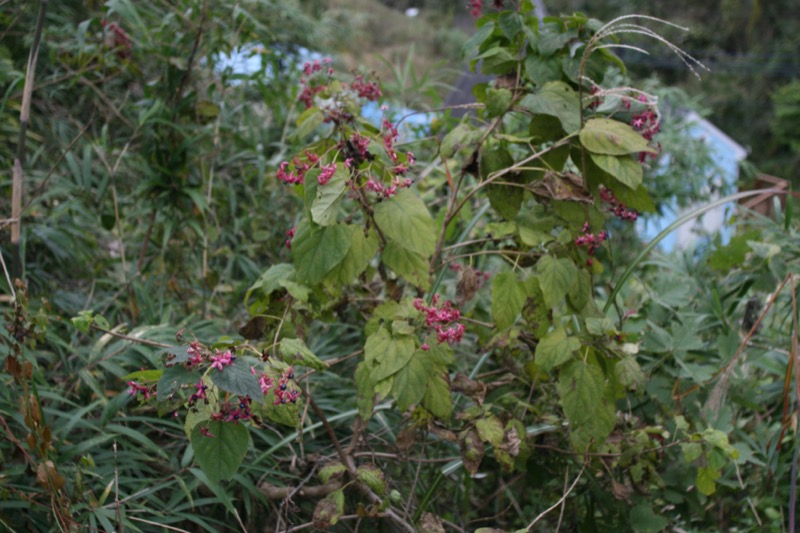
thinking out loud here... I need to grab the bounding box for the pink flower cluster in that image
[277,152,321,185]
[467,0,504,17]
[625,94,661,163]
[101,20,132,60]
[186,341,204,367]
[575,222,609,265]
[303,58,333,77]
[210,350,235,371]
[600,187,638,221]
[211,396,252,424]
[299,58,334,108]
[365,176,413,198]
[127,380,155,399]
[382,117,400,164]
[414,296,466,345]
[350,75,382,101]
[318,162,337,185]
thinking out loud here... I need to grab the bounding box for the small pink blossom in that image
[210,350,234,371]
[318,163,337,185]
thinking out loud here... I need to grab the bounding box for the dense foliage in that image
[1,1,799,532]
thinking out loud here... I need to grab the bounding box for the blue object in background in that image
[637,111,748,252]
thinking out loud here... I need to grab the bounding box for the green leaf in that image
[421,342,455,367]
[463,21,495,59]
[580,118,656,155]
[423,370,452,420]
[536,255,577,308]
[356,464,386,496]
[590,153,642,189]
[615,356,645,390]
[325,225,379,286]
[481,142,521,220]
[524,53,563,86]
[310,167,347,226]
[256,389,301,427]
[476,46,517,75]
[528,113,566,143]
[278,279,310,303]
[558,361,615,449]
[516,209,556,247]
[522,278,551,339]
[382,241,431,290]
[365,327,416,382]
[190,421,250,484]
[485,88,513,118]
[585,317,614,336]
[210,357,264,403]
[440,123,479,159]
[519,81,581,133]
[293,107,323,139]
[681,442,703,463]
[708,231,757,271]
[245,263,295,308]
[122,369,163,383]
[313,489,345,529]
[498,11,523,40]
[391,353,428,411]
[292,222,351,285]
[279,338,327,370]
[184,392,212,437]
[535,327,580,371]
[538,27,577,56]
[630,504,669,532]
[567,269,592,312]
[356,361,376,421]
[374,189,436,257]
[476,416,505,447]
[157,364,196,403]
[492,272,527,330]
[318,462,347,483]
[71,311,94,333]
[696,466,720,496]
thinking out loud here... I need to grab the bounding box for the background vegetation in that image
[1,1,799,532]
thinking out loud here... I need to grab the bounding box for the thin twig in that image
[90,324,174,349]
[526,465,586,530]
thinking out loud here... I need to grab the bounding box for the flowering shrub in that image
[112,2,746,530]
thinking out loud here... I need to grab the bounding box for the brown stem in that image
[306,394,416,533]
[11,0,47,274]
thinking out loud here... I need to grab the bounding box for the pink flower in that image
[210,350,234,371]
[199,426,215,438]
[468,0,483,17]
[258,373,274,394]
[318,163,337,185]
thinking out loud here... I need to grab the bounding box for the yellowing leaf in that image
[590,153,643,190]
[364,327,416,382]
[580,118,656,155]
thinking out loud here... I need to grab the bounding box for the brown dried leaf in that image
[529,171,593,203]
[460,429,485,475]
[419,512,446,533]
